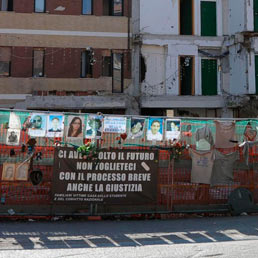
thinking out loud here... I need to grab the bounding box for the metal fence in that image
[0,109,257,216]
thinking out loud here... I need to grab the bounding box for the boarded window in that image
[0,47,11,76]
[201,1,217,36]
[112,53,123,93]
[82,0,92,15]
[180,0,193,35]
[33,49,44,77]
[81,50,93,78]
[0,0,13,11]
[179,56,194,95]
[201,59,217,95]
[35,0,45,13]
[254,0,258,32]
[255,55,258,94]
[102,56,112,76]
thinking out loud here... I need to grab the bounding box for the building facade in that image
[0,0,131,113]
[138,0,258,118]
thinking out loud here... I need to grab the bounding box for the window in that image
[0,0,13,11]
[82,0,92,15]
[179,56,194,95]
[254,0,258,32]
[201,1,217,36]
[103,0,123,16]
[102,56,112,76]
[201,59,217,95]
[35,0,45,13]
[0,47,11,77]
[112,53,123,93]
[113,0,123,16]
[81,50,93,78]
[255,55,258,94]
[33,49,44,77]
[180,0,193,35]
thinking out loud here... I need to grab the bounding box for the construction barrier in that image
[0,109,257,217]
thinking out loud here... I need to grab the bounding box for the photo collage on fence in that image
[3,111,183,145]
[1,110,258,186]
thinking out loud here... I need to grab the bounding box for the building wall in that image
[140,0,223,36]
[0,1,132,110]
[0,46,131,93]
[11,0,131,17]
[44,48,81,78]
[11,47,33,77]
[46,0,82,15]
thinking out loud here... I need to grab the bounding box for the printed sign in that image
[52,148,158,204]
[103,116,127,134]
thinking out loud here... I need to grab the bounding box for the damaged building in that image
[138,0,258,118]
[0,0,131,114]
[1,0,258,118]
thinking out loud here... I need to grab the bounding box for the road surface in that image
[0,215,258,257]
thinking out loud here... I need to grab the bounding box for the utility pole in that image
[125,0,141,115]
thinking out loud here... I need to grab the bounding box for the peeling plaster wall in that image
[229,45,248,94]
[140,0,179,35]
[141,45,166,95]
[228,0,253,34]
[141,38,223,97]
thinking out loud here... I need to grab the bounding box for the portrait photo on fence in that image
[146,118,163,141]
[46,114,64,137]
[129,117,145,139]
[2,163,15,181]
[165,119,181,141]
[8,112,21,129]
[67,116,84,138]
[14,163,29,181]
[28,113,47,137]
[6,129,20,146]
[86,115,103,139]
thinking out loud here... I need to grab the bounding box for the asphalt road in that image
[0,215,258,257]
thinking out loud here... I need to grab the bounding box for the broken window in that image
[81,50,93,78]
[201,59,217,95]
[0,47,11,76]
[180,0,193,35]
[112,53,123,93]
[35,0,45,13]
[33,49,44,77]
[179,56,194,95]
[102,56,112,77]
[103,0,123,16]
[140,55,146,82]
[0,0,13,11]
[82,0,92,15]
[201,1,217,36]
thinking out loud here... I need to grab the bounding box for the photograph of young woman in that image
[67,116,84,138]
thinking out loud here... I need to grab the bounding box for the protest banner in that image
[52,148,158,204]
